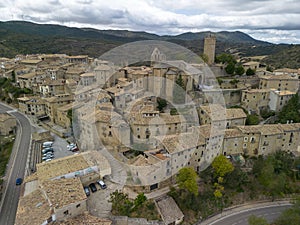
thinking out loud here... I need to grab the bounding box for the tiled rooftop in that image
[36,153,90,181]
[155,130,205,153]
[52,211,112,225]
[156,196,183,225]
[41,177,86,209]
[15,189,52,225]
[224,128,243,138]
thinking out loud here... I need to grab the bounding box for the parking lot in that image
[51,135,74,159]
[85,180,124,218]
[39,134,75,164]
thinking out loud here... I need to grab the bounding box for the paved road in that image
[207,204,292,225]
[0,103,32,225]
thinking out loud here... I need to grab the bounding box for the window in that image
[76,204,81,208]
[64,210,69,215]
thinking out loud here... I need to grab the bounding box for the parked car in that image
[43,152,54,157]
[67,143,76,151]
[42,147,54,154]
[16,178,23,185]
[70,146,79,152]
[42,141,53,148]
[84,187,90,196]
[45,158,52,162]
[89,183,97,192]
[42,155,53,161]
[97,180,107,189]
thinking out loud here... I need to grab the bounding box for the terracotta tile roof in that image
[15,189,52,225]
[41,177,86,209]
[156,196,183,225]
[53,212,112,225]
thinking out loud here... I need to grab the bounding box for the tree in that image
[173,74,185,104]
[248,215,269,225]
[275,198,300,225]
[211,155,234,177]
[67,108,73,125]
[215,53,237,64]
[11,70,16,82]
[109,190,134,216]
[246,114,260,125]
[235,65,245,75]
[246,68,255,76]
[255,156,288,199]
[176,167,199,196]
[157,98,167,112]
[134,193,147,208]
[278,94,300,124]
[225,62,235,75]
[266,65,273,72]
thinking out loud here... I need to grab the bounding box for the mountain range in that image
[0,21,299,68]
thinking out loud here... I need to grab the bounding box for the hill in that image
[0,21,299,68]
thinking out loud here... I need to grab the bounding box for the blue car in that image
[16,178,23,185]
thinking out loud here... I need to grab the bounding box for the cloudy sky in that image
[1,0,300,44]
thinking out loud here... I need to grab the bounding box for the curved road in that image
[203,203,292,225]
[0,103,32,225]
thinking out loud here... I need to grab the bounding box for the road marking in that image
[7,110,17,113]
[207,203,293,225]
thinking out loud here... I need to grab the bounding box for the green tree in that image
[246,68,255,76]
[225,62,235,75]
[215,53,237,64]
[235,65,245,75]
[278,94,300,124]
[246,114,260,125]
[173,74,185,104]
[11,70,16,82]
[211,155,234,177]
[275,198,300,225]
[157,98,167,112]
[176,167,199,196]
[134,193,147,207]
[248,215,269,225]
[266,65,273,72]
[67,108,73,125]
[255,156,288,199]
[170,108,178,115]
[109,190,134,216]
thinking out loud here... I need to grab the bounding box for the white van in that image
[97,180,107,189]
[42,141,53,148]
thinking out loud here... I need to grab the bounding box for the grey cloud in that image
[1,0,300,43]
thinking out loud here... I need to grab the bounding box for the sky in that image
[1,0,300,44]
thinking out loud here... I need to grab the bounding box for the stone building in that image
[259,74,299,92]
[269,89,296,111]
[15,151,111,224]
[198,104,246,128]
[241,89,270,114]
[203,34,216,65]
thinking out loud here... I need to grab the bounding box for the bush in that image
[260,109,275,119]
[235,65,245,75]
[170,108,178,115]
[246,114,260,125]
[225,62,235,75]
[246,68,255,76]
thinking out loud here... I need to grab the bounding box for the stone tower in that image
[203,34,216,65]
